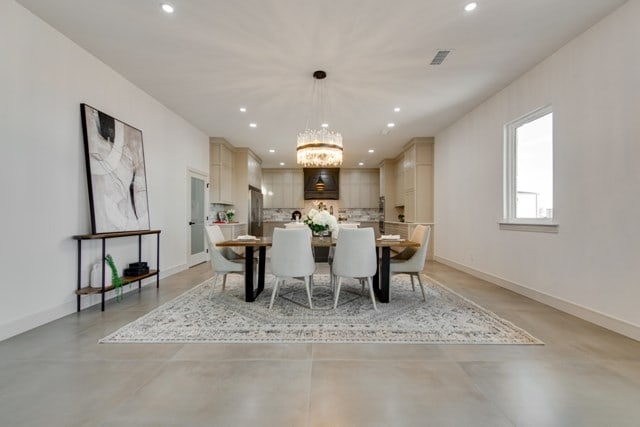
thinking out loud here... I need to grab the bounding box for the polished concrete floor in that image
[2,261,640,426]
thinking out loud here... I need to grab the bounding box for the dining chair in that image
[205,225,252,299]
[328,223,359,287]
[389,225,431,301]
[268,227,316,309]
[205,225,242,260]
[332,228,378,310]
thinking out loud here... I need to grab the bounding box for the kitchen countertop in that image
[210,222,246,226]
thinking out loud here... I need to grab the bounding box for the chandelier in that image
[296,70,343,167]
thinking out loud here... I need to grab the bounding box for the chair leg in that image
[409,274,415,291]
[416,273,426,302]
[269,278,281,310]
[333,277,343,309]
[305,276,313,309]
[222,274,228,291]
[208,273,219,299]
[367,277,378,311]
[360,278,365,294]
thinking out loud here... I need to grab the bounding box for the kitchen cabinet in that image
[210,138,234,204]
[215,222,247,240]
[263,169,303,208]
[403,139,434,223]
[384,221,434,260]
[394,154,405,207]
[339,169,379,208]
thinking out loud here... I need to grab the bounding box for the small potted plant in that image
[226,209,235,223]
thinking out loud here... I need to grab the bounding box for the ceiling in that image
[17,0,626,168]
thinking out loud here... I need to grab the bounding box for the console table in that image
[73,230,161,312]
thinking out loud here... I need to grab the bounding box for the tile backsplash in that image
[263,205,380,222]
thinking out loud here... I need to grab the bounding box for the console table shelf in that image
[73,230,161,312]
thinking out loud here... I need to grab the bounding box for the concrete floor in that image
[1,261,640,426]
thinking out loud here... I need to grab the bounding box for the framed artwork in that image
[80,104,150,234]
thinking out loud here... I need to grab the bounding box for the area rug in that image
[99,274,543,344]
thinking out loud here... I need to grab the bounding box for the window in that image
[502,106,557,231]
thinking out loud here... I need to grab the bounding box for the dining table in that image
[216,235,420,303]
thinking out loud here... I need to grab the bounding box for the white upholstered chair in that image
[205,225,252,299]
[328,223,360,287]
[331,228,378,310]
[269,227,316,309]
[389,225,431,301]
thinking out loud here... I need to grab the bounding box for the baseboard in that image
[0,302,76,342]
[434,256,640,342]
[0,262,189,342]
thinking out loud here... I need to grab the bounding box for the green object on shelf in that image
[105,254,124,302]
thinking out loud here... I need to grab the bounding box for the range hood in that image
[303,168,339,200]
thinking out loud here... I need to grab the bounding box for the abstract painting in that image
[81,104,150,234]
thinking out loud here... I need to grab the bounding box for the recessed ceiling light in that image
[387,123,395,128]
[269,149,275,153]
[358,162,364,166]
[161,3,174,13]
[464,2,477,12]
[368,149,375,153]
[239,107,247,112]
[394,107,401,112]
[321,123,329,128]
[249,123,257,128]
[279,162,285,166]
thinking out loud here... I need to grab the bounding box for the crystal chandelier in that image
[297,70,343,167]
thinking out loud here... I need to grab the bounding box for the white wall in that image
[0,1,209,340]
[435,0,640,339]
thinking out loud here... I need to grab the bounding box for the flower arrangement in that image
[304,208,338,234]
[226,209,235,222]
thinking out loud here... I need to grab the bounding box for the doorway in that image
[188,169,208,267]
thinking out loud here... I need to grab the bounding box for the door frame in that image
[187,168,209,267]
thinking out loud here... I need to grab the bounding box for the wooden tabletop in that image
[216,236,419,248]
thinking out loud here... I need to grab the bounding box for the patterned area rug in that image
[100,274,543,344]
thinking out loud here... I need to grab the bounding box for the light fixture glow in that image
[368,149,375,153]
[161,3,174,13]
[279,162,285,166]
[464,2,477,12]
[387,123,395,128]
[268,149,275,153]
[358,162,364,166]
[394,107,401,112]
[297,70,343,167]
[249,123,257,128]
[239,107,247,112]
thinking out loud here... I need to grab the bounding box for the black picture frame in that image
[80,103,150,234]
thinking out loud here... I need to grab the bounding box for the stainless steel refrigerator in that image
[248,186,263,236]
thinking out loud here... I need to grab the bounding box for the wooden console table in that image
[73,230,161,312]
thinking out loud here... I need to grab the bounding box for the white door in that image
[188,169,208,267]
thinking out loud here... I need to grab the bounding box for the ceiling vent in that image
[430,50,451,65]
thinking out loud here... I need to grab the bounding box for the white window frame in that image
[501,105,558,233]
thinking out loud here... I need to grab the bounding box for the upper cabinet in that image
[340,169,380,208]
[247,151,262,189]
[209,138,234,204]
[403,138,434,223]
[383,138,434,223]
[263,169,304,208]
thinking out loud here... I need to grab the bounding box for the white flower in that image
[305,209,338,231]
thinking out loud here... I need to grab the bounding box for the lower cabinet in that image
[216,223,247,240]
[384,222,434,260]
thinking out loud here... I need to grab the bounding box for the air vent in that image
[430,50,451,65]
